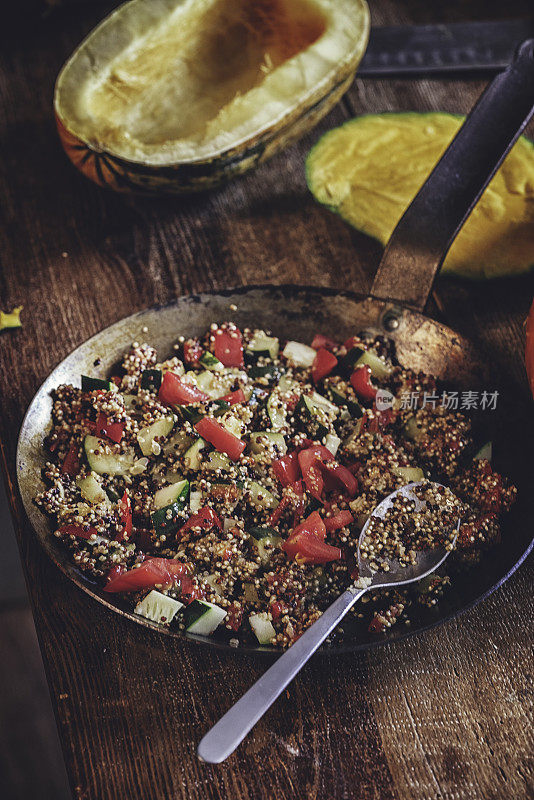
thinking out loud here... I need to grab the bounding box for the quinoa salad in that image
[35,322,517,647]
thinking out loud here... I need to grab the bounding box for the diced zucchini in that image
[122,394,141,412]
[266,391,287,430]
[212,400,230,416]
[183,438,206,471]
[179,406,205,425]
[325,433,341,457]
[140,369,162,391]
[310,390,339,415]
[81,375,114,392]
[393,466,425,483]
[137,416,175,456]
[338,346,365,374]
[403,416,424,442]
[220,414,243,438]
[248,363,284,381]
[84,435,136,476]
[134,590,183,624]
[195,370,229,399]
[283,341,316,368]
[185,600,226,635]
[247,481,279,510]
[189,490,203,513]
[153,479,189,510]
[204,574,224,597]
[162,429,194,457]
[296,394,332,440]
[202,450,232,472]
[354,350,391,380]
[151,480,189,535]
[277,375,300,394]
[249,527,282,563]
[325,384,363,418]
[243,583,260,603]
[199,351,224,371]
[249,432,287,456]
[247,331,280,360]
[249,612,276,645]
[76,473,109,505]
[474,441,492,461]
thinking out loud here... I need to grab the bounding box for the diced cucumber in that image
[81,375,114,392]
[247,331,280,360]
[179,406,205,425]
[153,479,189,510]
[267,391,287,430]
[249,612,276,645]
[76,473,109,505]
[277,375,300,394]
[151,480,189,535]
[283,341,316,368]
[199,352,224,371]
[202,450,232,472]
[84,435,136,476]
[137,416,175,456]
[140,369,162,391]
[122,394,141,412]
[354,350,391,380]
[248,525,279,539]
[249,432,287,456]
[325,433,341,457]
[338,346,365,375]
[185,600,226,635]
[220,414,243,438]
[204,574,224,597]
[189,490,203,513]
[183,438,206,471]
[134,590,183,624]
[474,441,492,461]
[212,400,230,416]
[247,481,279,510]
[393,466,425,483]
[310,390,339,415]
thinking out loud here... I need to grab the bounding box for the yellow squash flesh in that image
[306,112,534,279]
[55,0,369,193]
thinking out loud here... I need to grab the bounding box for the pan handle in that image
[370,39,534,313]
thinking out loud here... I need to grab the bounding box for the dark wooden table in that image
[1,2,533,798]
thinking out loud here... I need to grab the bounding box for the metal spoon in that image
[197,481,460,763]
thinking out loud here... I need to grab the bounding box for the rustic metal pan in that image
[17,42,534,654]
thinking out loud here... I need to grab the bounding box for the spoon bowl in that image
[197,480,462,763]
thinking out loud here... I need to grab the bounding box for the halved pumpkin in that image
[54,0,370,194]
[306,112,534,280]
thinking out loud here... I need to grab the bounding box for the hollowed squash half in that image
[55,0,370,193]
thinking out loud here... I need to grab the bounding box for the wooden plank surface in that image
[0,1,533,798]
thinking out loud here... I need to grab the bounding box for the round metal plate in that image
[16,286,534,655]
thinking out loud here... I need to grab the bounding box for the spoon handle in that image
[197,586,368,764]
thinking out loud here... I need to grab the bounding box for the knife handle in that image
[370,39,534,313]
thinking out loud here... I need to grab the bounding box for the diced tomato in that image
[178,574,205,603]
[270,600,289,620]
[225,602,244,632]
[324,510,354,532]
[96,412,125,443]
[298,445,334,500]
[104,557,188,593]
[311,334,338,351]
[195,417,245,460]
[116,491,132,541]
[269,480,305,526]
[61,442,80,477]
[350,366,377,402]
[312,348,338,384]
[183,338,204,366]
[220,388,246,405]
[320,463,358,498]
[272,451,301,487]
[158,371,210,405]
[283,511,341,565]
[180,506,222,536]
[480,476,503,515]
[213,327,244,367]
[106,565,126,584]
[58,523,98,540]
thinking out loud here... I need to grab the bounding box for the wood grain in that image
[0,1,533,798]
